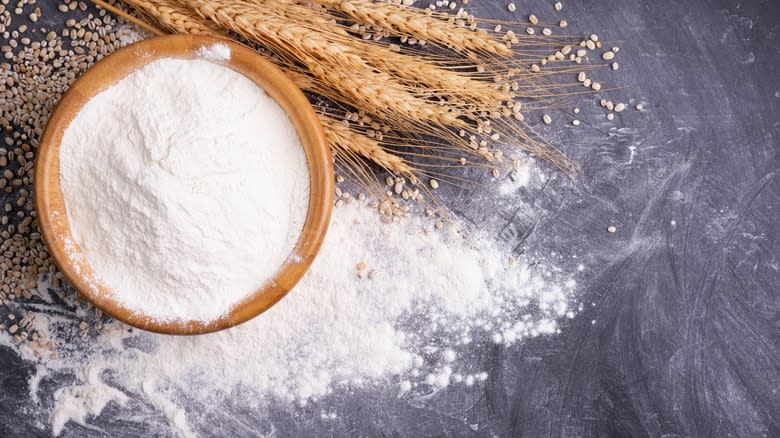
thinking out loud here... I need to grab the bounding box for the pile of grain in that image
[0,2,142,354]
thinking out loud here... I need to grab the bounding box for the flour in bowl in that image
[58,58,310,322]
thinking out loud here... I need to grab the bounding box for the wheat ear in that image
[310,0,511,56]
[323,117,416,178]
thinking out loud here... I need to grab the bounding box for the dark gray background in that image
[1,0,778,436]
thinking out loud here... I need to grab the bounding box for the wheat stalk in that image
[308,0,511,56]
[256,0,512,108]
[122,0,223,34]
[323,117,416,178]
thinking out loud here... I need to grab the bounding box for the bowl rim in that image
[34,35,334,335]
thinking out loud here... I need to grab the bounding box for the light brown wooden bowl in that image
[34,35,334,335]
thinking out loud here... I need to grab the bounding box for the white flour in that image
[58,57,310,323]
[21,198,580,436]
[195,43,231,61]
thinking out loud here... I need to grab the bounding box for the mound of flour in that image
[58,57,310,322]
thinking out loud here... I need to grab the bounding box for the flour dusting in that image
[20,200,579,436]
[196,43,230,61]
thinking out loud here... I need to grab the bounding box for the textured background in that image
[1,0,778,436]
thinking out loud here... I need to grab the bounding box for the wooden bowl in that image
[34,35,334,335]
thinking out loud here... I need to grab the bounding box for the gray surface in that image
[1,0,779,436]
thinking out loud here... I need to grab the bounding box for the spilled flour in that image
[12,192,579,436]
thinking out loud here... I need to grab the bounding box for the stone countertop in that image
[0,0,777,436]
